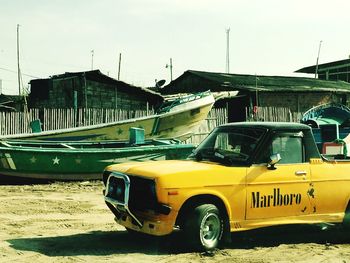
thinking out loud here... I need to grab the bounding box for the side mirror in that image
[267,153,281,170]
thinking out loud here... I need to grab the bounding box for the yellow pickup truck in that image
[103,122,350,251]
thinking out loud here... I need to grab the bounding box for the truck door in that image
[310,160,350,217]
[246,132,313,220]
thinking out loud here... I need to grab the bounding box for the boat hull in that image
[1,92,215,141]
[0,143,194,181]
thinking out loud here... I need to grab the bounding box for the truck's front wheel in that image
[184,204,223,251]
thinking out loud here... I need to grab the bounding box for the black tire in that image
[343,202,350,229]
[184,204,223,251]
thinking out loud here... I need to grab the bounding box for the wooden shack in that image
[28,70,163,111]
[161,70,350,122]
[296,58,350,83]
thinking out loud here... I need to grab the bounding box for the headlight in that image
[106,176,126,203]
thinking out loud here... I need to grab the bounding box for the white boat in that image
[1,91,215,141]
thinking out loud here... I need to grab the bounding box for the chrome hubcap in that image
[200,212,221,248]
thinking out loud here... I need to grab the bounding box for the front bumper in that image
[112,208,176,236]
[104,172,174,235]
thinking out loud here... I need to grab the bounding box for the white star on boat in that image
[30,156,37,163]
[52,156,60,165]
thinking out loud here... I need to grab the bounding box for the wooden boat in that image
[301,103,350,128]
[1,91,215,141]
[0,138,195,181]
[301,103,350,153]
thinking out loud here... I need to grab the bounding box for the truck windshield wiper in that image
[192,148,244,165]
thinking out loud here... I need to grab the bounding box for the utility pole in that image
[117,53,121,80]
[91,50,94,70]
[226,28,230,73]
[315,40,322,79]
[166,58,173,81]
[17,24,21,95]
[255,74,259,108]
[115,53,121,109]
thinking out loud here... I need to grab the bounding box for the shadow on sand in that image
[7,224,350,257]
[8,230,177,256]
[0,175,52,185]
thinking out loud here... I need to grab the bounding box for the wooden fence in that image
[42,108,155,131]
[185,108,228,145]
[0,109,40,135]
[0,108,226,143]
[0,106,304,143]
[0,108,155,136]
[246,106,303,123]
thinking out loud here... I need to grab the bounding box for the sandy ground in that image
[1,180,350,263]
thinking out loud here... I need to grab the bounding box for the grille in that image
[128,176,157,211]
[104,171,158,212]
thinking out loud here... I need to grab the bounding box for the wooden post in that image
[17,24,21,95]
[117,53,121,80]
[74,91,78,127]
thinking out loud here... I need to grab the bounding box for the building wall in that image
[258,92,347,113]
[51,77,79,108]
[84,80,152,110]
[29,76,160,111]
[318,65,350,83]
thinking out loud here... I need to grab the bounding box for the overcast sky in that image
[1,0,350,95]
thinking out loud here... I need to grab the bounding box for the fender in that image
[174,188,233,220]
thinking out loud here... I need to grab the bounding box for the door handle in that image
[295,171,307,176]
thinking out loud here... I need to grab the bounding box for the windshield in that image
[190,126,266,165]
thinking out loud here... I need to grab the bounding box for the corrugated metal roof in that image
[295,58,350,74]
[165,70,350,93]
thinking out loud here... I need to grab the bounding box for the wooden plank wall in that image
[0,109,39,135]
[246,106,303,122]
[185,108,228,145]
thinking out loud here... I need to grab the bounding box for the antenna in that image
[117,53,121,80]
[91,49,94,70]
[315,40,322,78]
[226,28,230,73]
[17,24,21,95]
[165,58,173,81]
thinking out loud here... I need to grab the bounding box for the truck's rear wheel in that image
[184,204,223,251]
[342,202,350,229]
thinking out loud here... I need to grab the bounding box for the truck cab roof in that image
[220,122,312,131]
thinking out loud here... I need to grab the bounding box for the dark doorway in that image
[227,95,249,122]
[214,95,249,123]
